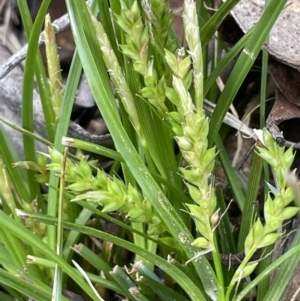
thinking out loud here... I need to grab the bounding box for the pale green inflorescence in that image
[44,13,63,119]
[167,0,217,250]
[89,9,146,148]
[230,128,300,284]
[182,0,203,107]
[89,0,218,249]
[114,0,217,250]
[166,63,217,249]
[248,129,299,251]
[45,148,166,235]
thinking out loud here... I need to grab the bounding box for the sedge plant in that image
[0,0,299,301]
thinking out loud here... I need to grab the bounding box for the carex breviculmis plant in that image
[14,0,300,300]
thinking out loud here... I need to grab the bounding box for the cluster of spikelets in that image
[90,0,219,251]
[228,129,300,283]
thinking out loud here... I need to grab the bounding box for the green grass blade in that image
[0,269,54,301]
[17,0,55,141]
[237,151,263,251]
[215,135,245,210]
[204,29,252,97]
[17,0,52,202]
[138,276,189,301]
[0,126,30,202]
[74,244,113,278]
[200,0,240,48]
[0,228,26,269]
[63,137,122,161]
[0,290,21,301]
[215,188,236,255]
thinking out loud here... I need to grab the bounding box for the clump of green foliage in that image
[0,0,298,301]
